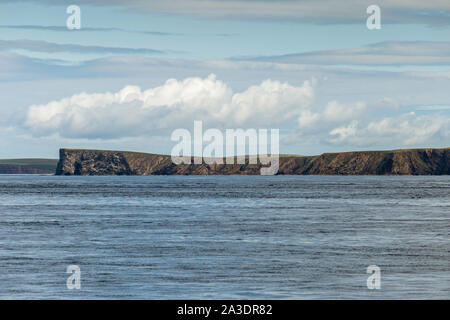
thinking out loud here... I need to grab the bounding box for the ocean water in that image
[0,175,448,299]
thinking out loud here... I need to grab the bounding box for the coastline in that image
[56,147,450,176]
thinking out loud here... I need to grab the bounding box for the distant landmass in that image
[2,148,448,175]
[0,159,58,174]
[54,147,450,176]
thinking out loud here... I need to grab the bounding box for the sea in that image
[0,175,448,299]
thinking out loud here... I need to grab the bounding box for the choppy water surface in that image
[0,175,448,299]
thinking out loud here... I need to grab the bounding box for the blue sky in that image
[1,0,450,158]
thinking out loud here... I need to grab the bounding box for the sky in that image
[1,0,450,158]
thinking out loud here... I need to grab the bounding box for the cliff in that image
[0,159,58,174]
[55,149,172,175]
[56,148,450,175]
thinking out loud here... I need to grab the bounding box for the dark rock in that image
[55,148,450,176]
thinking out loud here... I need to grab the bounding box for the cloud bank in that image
[23,74,450,149]
[294,102,450,147]
[24,74,314,138]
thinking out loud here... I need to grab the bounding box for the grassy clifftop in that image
[0,159,58,174]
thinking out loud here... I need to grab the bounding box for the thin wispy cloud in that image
[0,39,166,55]
[0,25,239,38]
[414,105,450,111]
[242,41,450,66]
[7,0,450,26]
[0,25,181,36]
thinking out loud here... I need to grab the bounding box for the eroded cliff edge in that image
[56,148,450,175]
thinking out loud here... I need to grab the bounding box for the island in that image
[55,147,450,175]
[0,159,58,174]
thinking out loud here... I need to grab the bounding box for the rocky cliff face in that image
[55,149,171,175]
[280,148,450,175]
[56,148,450,175]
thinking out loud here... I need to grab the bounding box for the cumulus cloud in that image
[24,74,314,139]
[327,113,450,146]
[295,103,450,147]
[22,73,450,148]
[298,101,366,128]
[364,113,450,145]
[329,121,359,144]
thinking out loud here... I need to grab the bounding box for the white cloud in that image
[329,121,359,144]
[365,112,450,145]
[21,73,450,149]
[297,110,320,128]
[24,74,314,139]
[323,101,366,122]
[295,101,450,147]
[228,79,313,125]
[297,101,366,128]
